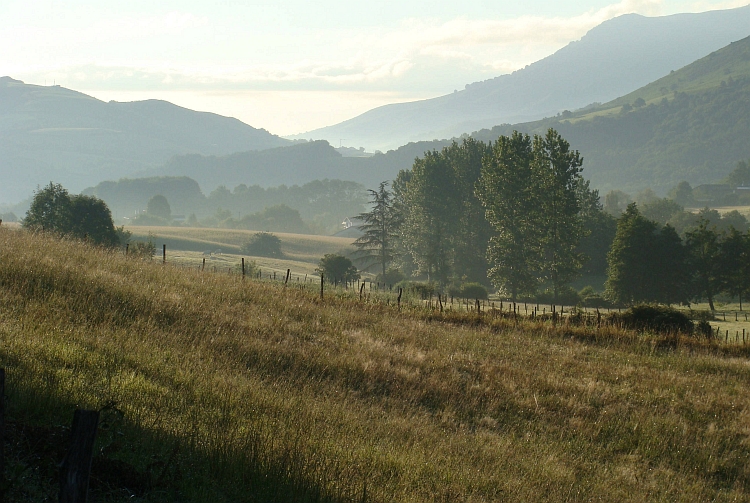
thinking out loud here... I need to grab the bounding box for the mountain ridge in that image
[296,5,750,151]
[0,77,291,203]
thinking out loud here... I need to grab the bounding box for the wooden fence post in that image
[202,258,205,271]
[59,409,99,503]
[320,274,324,300]
[397,288,402,310]
[285,269,290,286]
[242,258,246,279]
[360,282,365,301]
[162,244,166,264]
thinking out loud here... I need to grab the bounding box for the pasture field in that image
[126,225,358,276]
[3,228,750,501]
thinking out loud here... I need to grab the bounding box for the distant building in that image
[335,217,364,238]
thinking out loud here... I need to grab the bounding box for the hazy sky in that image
[2,0,748,136]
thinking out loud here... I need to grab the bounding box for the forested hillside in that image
[474,36,750,194]
[155,139,451,195]
[84,176,368,234]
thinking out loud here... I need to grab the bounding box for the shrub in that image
[696,320,714,339]
[395,281,436,300]
[535,286,581,306]
[375,268,406,286]
[458,282,488,300]
[607,305,694,335]
[316,254,360,284]
[241,232,283,258]
[129,239,156,259]
[579,286,610,308]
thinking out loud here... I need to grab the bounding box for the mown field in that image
[126,225,357,277]
[3,227,750,501]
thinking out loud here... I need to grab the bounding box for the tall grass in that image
[2,227,750,501]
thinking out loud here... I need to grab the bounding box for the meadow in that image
[2,227,750,501]
[126,225,357,277]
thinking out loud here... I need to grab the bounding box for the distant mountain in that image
[0,77,291,203]
[297,5,750,151]
[473,35,750,195]
[151,34,750,200]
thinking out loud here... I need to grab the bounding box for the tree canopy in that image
[23,182,120,247]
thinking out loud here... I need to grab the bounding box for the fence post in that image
[285,269,290,286]
[360,282,365,301]
[59,409,99,503]
[162,244,166,264]
[397,288,402,310]
[202,258,205,271]
[242,258,246,279]
[320,274,324,300]
[125,243,129,256]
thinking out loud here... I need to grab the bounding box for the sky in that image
[2,0,748,137]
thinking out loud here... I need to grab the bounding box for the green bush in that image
[316,254,360,284]
[376,268,406,286]
[395,281,436,300]
[535,286,581,306]
[579,286,610,308]
[608,305,694,335]
[458,282,488,300]
[241,232,283,258]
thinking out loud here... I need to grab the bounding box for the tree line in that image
[355,129,750,308]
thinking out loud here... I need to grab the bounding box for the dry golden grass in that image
[2,228,750,501]
[126,225,356,263]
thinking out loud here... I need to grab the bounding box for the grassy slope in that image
[3,228,750,501]
[569,35,750,123]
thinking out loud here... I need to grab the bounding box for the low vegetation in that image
[3,228,750,501]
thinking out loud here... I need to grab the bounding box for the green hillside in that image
[474,36,750,195]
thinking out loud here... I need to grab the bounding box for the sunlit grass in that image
[2,227,750,501]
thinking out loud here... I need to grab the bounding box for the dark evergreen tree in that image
[353,181,399,279]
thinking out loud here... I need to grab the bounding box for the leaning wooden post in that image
[285,269,291,286]
[359,282,365,301]
[320,274,324,300]
[397,288,403,310]
[162,244,166,264]
[59,409,99,503]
